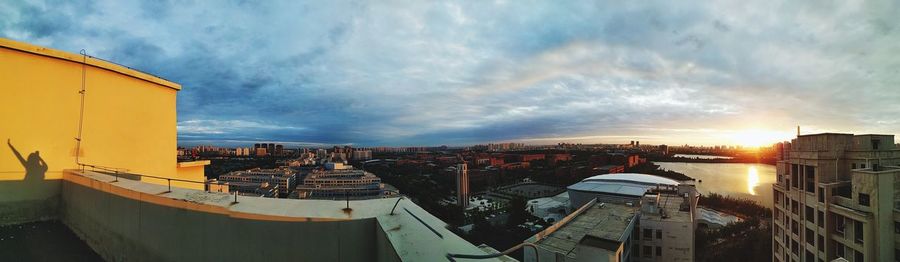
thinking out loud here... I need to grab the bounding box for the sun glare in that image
[730,129,792,148]
[747,166,759,195]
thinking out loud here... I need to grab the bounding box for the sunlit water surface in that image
[656,162,776,207]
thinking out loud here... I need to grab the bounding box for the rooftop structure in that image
[525,199,639,262]
[526,192,571,223]
[563,173,699,261]
[568,173,681,208]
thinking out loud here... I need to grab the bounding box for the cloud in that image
[2,0,898,146]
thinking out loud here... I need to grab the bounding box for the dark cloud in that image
[2,0,898,146]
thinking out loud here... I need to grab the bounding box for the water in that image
[656,162,776,207]
[672,154,734,160]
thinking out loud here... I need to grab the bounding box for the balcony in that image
[7,169,502,261]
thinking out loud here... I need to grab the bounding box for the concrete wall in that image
[61,172,401,262]
[0,38,201,224]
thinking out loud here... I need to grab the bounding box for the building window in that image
[895,221,900,234]
[817,211,824,228]
[643,229,652,239]
[791,164,799,188]
[817,235,824,252]
[858,193,870,206]
[792,200,799,215]
[806,206,814,223]
[817,187,824,203]
[805,250,814,262]
[851,163,857,169]
[854,220,863,244]
[632,244,639,257]
[643,246,652,258]
[656,229,662,239]
[872,139,880,150]
[854,250,863,262]
[806,228,814,245]
[792,220,799,235]
[860,163,866,169]
[835,241,845,258]
[775,190,781,204]
[805,166,815,193]
[835,214,845,234]
[655,246,661,256]
[791,240,799,255]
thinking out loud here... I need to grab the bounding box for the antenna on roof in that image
[797,126,800,137]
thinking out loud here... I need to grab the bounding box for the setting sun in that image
[729,129,792,147]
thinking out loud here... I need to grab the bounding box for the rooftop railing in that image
[76,163,405,213]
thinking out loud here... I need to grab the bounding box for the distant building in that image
[325,162,347,170]
[207,180,279,197]
[255,147,267,157]
[773,133,900,262]
[457,163,470,208]
[294,165,386,200]
[275,144,284,156]
[218,167,297,196]
[351,150,373,161]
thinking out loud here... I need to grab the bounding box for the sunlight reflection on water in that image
[747,166,759,195]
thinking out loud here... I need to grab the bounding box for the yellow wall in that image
[0,38,202,189]
[173,161,209,190]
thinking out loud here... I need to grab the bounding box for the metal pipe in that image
[390,197,403,215]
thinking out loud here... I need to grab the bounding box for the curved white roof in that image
[582,173,680,186]
[567,173,680,197]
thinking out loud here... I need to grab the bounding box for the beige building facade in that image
[772,133,900,262]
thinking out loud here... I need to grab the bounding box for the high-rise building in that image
[255,147,267,157]
[456,163,470,208]
[772,133,900,262]
[351,150,373,161]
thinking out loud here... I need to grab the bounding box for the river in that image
[672,154,734,160]
[656,162,776,207]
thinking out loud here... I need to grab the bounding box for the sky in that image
[2,0,899,147]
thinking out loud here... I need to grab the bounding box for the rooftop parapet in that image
[60,169,500,262]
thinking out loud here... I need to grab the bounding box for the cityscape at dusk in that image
[2,1,899,262]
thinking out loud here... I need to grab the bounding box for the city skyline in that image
[2,1,898,147]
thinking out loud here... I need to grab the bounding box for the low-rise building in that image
[207,180,279,197]
[218,167,297,196]
[565,173,699,261]
[294,166,386,200]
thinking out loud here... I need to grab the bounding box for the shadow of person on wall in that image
[7,139,48,182]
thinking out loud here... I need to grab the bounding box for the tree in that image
[506,196,528,228]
